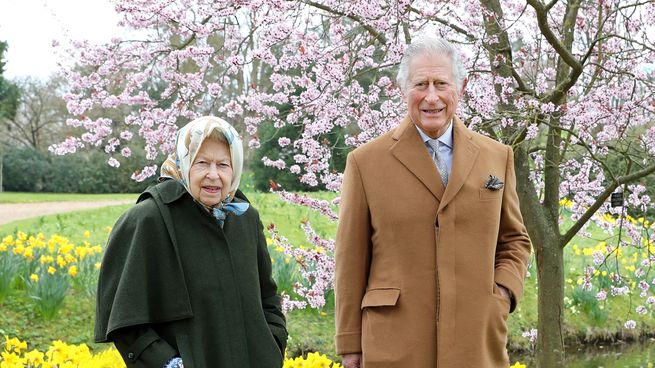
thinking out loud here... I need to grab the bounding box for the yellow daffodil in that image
[23,246,34,260]
[57,255,67,268]
[24,349,45,365]
[64,253,77,264]
[16,231,27,241]
[68,265,78,277]
[75,246,89,259]
[12,245,25,255]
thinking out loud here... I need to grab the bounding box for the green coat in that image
[95,179,287,367]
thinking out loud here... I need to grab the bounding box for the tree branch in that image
[407,6,476,41]
[526,0,582,72]
[545,0,559,11]
[302,0,387,44]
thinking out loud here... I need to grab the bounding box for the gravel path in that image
[0,199,135,225]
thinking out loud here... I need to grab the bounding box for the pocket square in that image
[484,175,504,190]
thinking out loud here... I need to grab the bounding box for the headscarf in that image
[160,116,248,225]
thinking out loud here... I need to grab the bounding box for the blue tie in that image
[428,139,448,185]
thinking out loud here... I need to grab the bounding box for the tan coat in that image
[334,117,531,367]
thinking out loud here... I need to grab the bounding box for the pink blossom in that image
[108,157,120,168]
[275,190,338,221]
[596,290,607,301]
[611,286,630,296]
[49,137,85,155]
[521,328,538,343]
[262,156,286,170]
[131,164,158,182]
[120,131,134,140]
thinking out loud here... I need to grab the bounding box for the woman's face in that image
[188,138,233,207]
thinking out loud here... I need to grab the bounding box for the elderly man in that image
[334,36,532,367]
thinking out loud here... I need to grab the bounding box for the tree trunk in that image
[536,235,565,367]
[513,145,565,367]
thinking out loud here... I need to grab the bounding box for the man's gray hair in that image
[396,36,467,94]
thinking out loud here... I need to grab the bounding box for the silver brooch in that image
[484,175,504,190]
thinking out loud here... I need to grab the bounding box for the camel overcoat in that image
[334,117,531,368]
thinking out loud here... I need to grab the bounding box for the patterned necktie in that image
[427,139,448,185]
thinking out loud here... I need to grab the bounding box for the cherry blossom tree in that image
[51,0,655,366]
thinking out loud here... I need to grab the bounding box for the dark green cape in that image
[95,179,287,367]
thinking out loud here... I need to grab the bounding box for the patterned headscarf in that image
[160,116,248,225]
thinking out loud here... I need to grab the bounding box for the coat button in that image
[127,352,135,359]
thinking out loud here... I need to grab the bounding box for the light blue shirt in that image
[416,122,453,176]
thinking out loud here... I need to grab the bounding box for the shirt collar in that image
[415,120,454,149]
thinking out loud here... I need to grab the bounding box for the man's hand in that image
[341,353,362,368]
[497,284,511,304]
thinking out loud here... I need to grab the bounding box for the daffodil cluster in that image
[0,231,103,318]
[283,352,343,368]
[1,336,124,368]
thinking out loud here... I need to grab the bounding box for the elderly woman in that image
[95,116,287,368]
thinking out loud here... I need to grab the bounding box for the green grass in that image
[287,306,337,360]
[0,288,98,352]
[1,192,653,363]
[246,191,338,245]
[0,192,138,204]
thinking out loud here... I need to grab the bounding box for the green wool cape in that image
[95,179,287,367]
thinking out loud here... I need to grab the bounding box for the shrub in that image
[2,146,156,193]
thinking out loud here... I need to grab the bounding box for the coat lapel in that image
[438,117,479,212]
[390,117,445,201]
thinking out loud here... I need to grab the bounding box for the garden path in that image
[0,199,134,225]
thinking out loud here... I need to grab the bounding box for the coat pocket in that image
[361,288,406,366]
[360,288,400,309]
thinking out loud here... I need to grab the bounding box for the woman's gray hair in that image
[396,36,467,94]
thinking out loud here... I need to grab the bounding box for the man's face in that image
[404,53,465,138]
